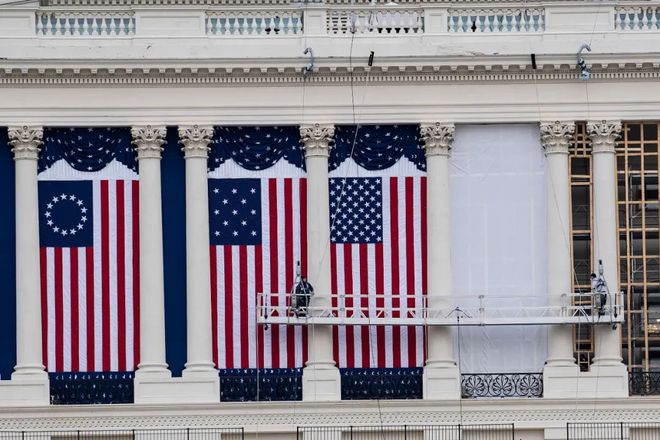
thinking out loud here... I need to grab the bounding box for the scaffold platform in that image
[256,292,625,327]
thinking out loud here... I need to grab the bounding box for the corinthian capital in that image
[587,120,622,154]
[300,123,334,158]
[8,125,43,161]
[131,125,167,159]
[420,123,455,157]
[540,121,575,155]
[178,125,214,159]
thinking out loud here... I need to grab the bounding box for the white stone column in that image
[540,122,580,398]
[0,126,49,406]
[300,123,341,401]
[132,125,170,378]
[419,123,460,400]
[588,120,625,366]
[179,125,217,378]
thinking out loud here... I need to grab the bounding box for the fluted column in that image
[179,125,216,377]
[540,121,577,369]
[588,120,625,367]
[420,122,460,399]
[9,126,47,379]
[300,123,340,401]
[132,125,170,377]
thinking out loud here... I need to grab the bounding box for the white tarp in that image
[449,124,548,373]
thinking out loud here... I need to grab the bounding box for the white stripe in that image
[261,179,272,369]
[381,178,393,368]
[78,248,87,371]
[124,181,134,370]
[351,244,362,367]
[92,181,103,371]
[107,182,119,371]
[62,247,71,372]
[46,248,55,371]
[335,246,346,368]
[367,244,378,369]
[232,246,242,367]
[397,177,409,367]
[413,177,425,366]
[247,246,256,368]
[275,179,288,367]
[291,179,303,368]
[216,247,226,370]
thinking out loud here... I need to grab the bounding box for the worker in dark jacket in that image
[294,277,314,317]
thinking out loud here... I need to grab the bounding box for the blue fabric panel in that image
[0,128,16,380]
[209,126,304,171]
[220,368,302,401]
[340,368,423,400]
[38,180,94,247]
[49,372,134,404]
[330,125,425,171]
[40,127,135,174]
[161,127,187,377]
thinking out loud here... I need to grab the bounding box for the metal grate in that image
[461,373,542,398]
[297,424,515,440]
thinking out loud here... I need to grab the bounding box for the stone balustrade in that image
[36,10,135,36]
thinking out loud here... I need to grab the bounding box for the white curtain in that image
[449,124,548,373]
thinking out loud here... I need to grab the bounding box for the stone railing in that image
[206,10,303,35]
[447,7,545,33]
[326,7,424,35]
[615,6,660,31]
[36,10,135,36]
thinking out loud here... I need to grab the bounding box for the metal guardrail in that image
[340,368,423,400]
[567,423,660,440]
[297,424,515,440]
[461,373,543,398]
[629,371,660,396]
[0,429,245,440]
[49,372,134,404]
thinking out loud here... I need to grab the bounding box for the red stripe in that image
[284,179,295,368]
[70,249,79,372]
[268,179,280,368]
[343,243,355,368]
[85,247,94,371]
[421,177,428,364]
[239,246,249,368]
[131,180,140,370]
[375,243,385,368]
[210,246,219,368]
[405,177,416,367]
[359,244,369,368]
[40,248,48,370]
[255,245,264,369]
[100,181,110,371]
[223,246,234,368]
[116,181,127,371]
[330,244,339,366]
[299,179,308,365]
[54,247,63,372]
[389,177,401,368]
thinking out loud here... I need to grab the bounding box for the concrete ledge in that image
[543,364,628,399]
[134,374,220,404]
[423,365,461,400]
[0,376,50,406]
[302,365,341,402]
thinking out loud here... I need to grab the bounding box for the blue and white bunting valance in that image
[210,126,304,172]
[330,125,425,172]
[40,127,136,174]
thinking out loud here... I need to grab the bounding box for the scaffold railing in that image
[257,291,625,327]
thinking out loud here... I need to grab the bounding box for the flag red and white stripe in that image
[40,179,140,372]
[331,176,427,368]
[210,177,308,369]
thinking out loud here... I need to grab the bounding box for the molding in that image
[420,122,455,157]
[587,120,622,154]
[8,125,43,160]
[300,123,334,158]
[178,124,214,159]
[131,125,167,159]
[540,121,575,156]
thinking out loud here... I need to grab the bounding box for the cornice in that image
[1,63,660,86]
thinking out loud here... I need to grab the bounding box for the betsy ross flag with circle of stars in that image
[38,179,139,374]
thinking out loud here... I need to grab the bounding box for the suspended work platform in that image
[256,292,625,327]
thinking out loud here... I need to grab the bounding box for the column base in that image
[422,364,461,400]
[302,363,341,401]
[543,363,628,398]
[0,372,49,406]
[134,369,220,404]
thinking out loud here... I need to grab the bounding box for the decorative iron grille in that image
[461,373,543,398]
[219,368,302,402]
[340,368,423,400]
[629,371,660,395]
[567,422,660,440]
[297,424,515,440]
[49,372,134,404]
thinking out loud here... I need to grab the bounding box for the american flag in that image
[330,176,427,368]
[38,179,139,372]
[209,177,307,369]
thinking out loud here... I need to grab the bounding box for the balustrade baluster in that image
[652,8,658,29]
[91,17,98,35]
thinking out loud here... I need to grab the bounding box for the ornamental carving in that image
[419,123,454,157]
[540,121,575,155]
[131,125,167,159]
[8,125,43,160]
[587,120,622,154]
[178,125,214,159]
[299,123,334,158]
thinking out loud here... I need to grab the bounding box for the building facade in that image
[1,0,660,438]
